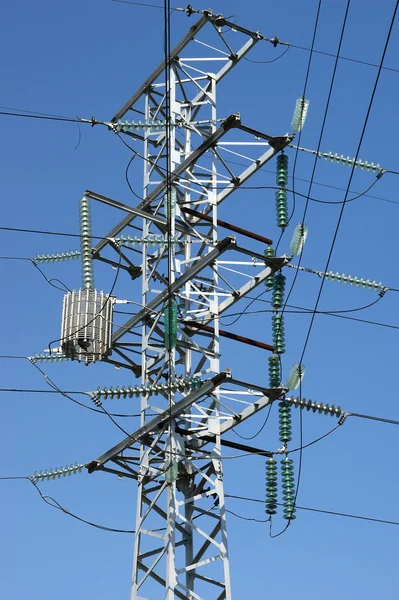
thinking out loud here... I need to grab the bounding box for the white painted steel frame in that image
[87,14,292,600]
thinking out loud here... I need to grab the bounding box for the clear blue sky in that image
[1,0,399,598]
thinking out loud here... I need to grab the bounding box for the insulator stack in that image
[117,234,179,248]
[287,396,342,417]
[164,187,177,219]
[79,196,94,290]
[272,314,285,354]
[272,273,286,310]
[281,457,296,520]
[33,251,80,264]
[268,354,280,388]
[264,246,275,288]
[276,154,289,187]
[324,271,383,290]
[114,118,169,133]
[275,152,289,229]
[94,376,203,400]
[265,458,278,515]
[275,190,288,229]
[321,152,381,172]
[285,363,305,391]
[164,298,178,350]
[291,97,310,133]
[278,400,292,443]
[33,463,84,481]
[29,353,71,363]
[289,223,308,256]
[113,119,219,133]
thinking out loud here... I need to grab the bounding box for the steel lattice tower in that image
[86,12,291,599]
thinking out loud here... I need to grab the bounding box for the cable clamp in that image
[275,443,287,454]
[269,36,280,47]
[338,413,350,426]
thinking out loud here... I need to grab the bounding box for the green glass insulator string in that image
[268,354,280,388]
[278,400,292,443]
[272,273,286,310]
[275,153,289,229]
[281,456,296,520]
[272,313,285,354]
[265,458,278,515]
[164,298,178,350]
[164,187,177,219]
[276,153,289,187]
[264,246,275,288]
[275,190,288,229]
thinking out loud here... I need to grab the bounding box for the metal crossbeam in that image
[87,370,230,472]
[111,236,236,343]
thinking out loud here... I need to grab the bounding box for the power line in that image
[225,494,399,527]
[298,0,399,368]
[0,225,119,240]
[243,47,290,64]
[0,110,94,125]
[349,412,399,427]
[275,1,351,539]
[177,179,385,207]
[289,42,399,75]
[220,156,399,207]
[282,0,323,245]
[0,388,89,395]
[109,0,399,76]
[32,261,71,293]
[29,478,136,533]
[220,301,399,332]
[232,404,273,441]
[226,508,269,523]
[284,0,351,312]
[24,361,141,419]
[111,0,176,9]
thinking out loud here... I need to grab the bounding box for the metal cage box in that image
[60,290,114,364]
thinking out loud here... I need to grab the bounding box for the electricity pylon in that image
[84,12,291,599]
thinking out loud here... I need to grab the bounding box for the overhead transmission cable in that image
[110,0,399,75]
[0,476,136,533]
[283,0,352,312]
[297,0,399,369]
[225,494,399,527]
[278,0,322,250]
[278,0,398,540]
[27,356,140,418]
[271,0,351,539]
